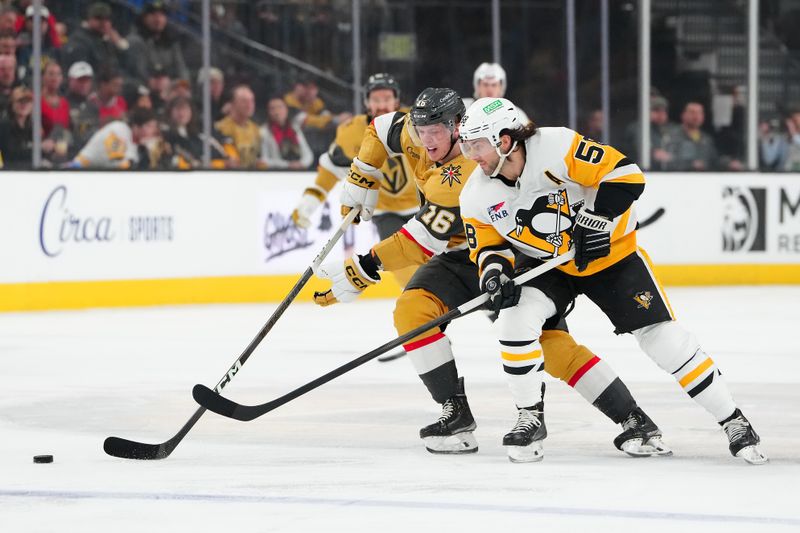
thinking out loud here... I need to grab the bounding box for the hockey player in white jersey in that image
[457,97,767,464]
[69,107,159,169]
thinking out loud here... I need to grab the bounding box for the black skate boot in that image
[503,401,547,463]
[721,408,768,465]
[613,407,672,457]
[419,377,478,454]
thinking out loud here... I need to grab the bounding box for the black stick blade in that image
[191,384,256,421]
[103,436,171,460]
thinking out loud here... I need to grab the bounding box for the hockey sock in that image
[635,321,737,422]
[404,332,459,404]
[501,339,545,408]
[568,357,637,424]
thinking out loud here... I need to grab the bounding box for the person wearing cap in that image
[622,93,679,170]
[90,66,127,125]
[69,106,159,169]
[126,0,188,85]
[14,3,62,48]
[15,5,60,84]
[66,61,100,156]
[61,2,130,75]
[146,64,170,116]
[290,72,419,287]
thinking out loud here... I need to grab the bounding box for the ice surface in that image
[1,286,799,532]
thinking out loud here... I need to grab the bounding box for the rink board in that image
[0,171,798,311]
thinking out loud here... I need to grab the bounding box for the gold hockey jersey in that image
[356,111,478,270]
[309,113,418,216]
[460,127,644,277]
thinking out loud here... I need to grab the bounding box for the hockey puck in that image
[33,455,53,464]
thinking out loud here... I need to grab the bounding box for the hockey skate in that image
[503,402,547,463]
[721,408,768,465]
[420,377,478,454]
[613,407,672,457]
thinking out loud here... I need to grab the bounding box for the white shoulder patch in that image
[372,113,403,157]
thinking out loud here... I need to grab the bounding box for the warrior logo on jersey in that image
[381,155,409,195]
[634,291,653,310]
[507,190,583,257]
[440,164,462,187]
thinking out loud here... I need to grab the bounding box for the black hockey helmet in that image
[410,87,465,131]
[364,72,400,99]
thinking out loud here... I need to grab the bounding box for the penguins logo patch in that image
[633,291,653,310]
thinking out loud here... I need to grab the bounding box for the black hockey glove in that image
[573,208,612,272]
[481,266,521,314]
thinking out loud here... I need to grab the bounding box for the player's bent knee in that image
[394,288,449,342]
[493,286,554,342]
[633,320,700,372]
[540,330,596,382]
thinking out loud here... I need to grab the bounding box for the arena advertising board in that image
[636,173,800,264]
[0,171,378,284]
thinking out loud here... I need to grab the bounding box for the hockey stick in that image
[103,208,360,460]
[192,250,576,422]
[377,349,406,363]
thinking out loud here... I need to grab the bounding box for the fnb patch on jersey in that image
[487,201,509,222]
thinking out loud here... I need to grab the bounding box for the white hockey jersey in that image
[460,126,644,277]
[73,121,139,169]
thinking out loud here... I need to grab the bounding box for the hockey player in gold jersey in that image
[458,97,767,464]
[291,73,419,287]
[312,88,670,461]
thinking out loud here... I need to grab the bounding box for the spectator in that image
[783,108,800,171]
[759,116,788,171]
[125,84,152,110]
[260,96,313,169]
[284,77,350,132]
[161,95,227,169]
[60,2,129,75]
[0,86,35,168]
[126,1,189,84]
[91,67,127,125]
[214,84,262,168]
[0,53,19,119]
[146,64,170,116]
[65,61,100,156]
[0,29,16,56]
[581,109,604,141]
[14,2,62,49]
[622,94,679,170]
[16,5,60,83]
[70,106,159,169]
[0,6,17,34]
[196,66,227,121]
[168,78,191,102]
[665,101,718,171]
[41,61,69,136]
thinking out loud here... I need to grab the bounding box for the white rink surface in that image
[1,286,799,532]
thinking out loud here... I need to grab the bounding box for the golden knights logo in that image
[633,291,653,309]
[381,155,409,195]
[508,189,583,257]
[440,164,462,187]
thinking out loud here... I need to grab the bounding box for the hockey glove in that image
[481,264,521,314]
[573,208,613,272]
[291,188,325,229]
[341,157,381,223]
[314,253,381,306]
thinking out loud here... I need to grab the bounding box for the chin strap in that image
[490,140,518,177]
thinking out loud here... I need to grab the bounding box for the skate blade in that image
[424,432,478,454]
[506,441,544,463]
[620,437,673,457]
[736,445,768,465]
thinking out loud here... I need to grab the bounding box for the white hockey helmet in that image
[459,97,522,176]
[473,62,507,97]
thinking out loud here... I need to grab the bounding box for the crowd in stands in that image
[0,0,346,170]
[0,0,799,172]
